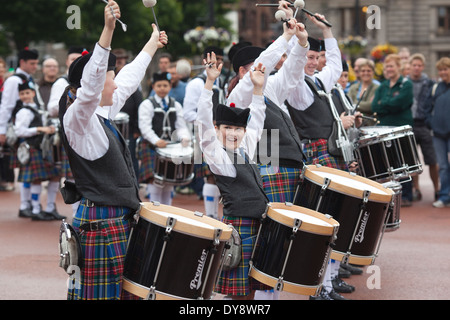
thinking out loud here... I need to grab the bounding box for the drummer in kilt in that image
[58,1,168,300]
[137,71,191,205]
[14,81,63,221]
[196,52,270,300]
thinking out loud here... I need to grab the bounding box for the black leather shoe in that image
[44,208,66,220]
[332,277,355,293]
[18,208,33,218]
[309,290,333,300]
[328,289,350,300]
[339,266,351,278]
[31,211,54,221]
[340,263,363,275]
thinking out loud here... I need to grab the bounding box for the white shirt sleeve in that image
[182,77,205,123]
[0,75,23,134]
[173,101,191,142]
[287,38,343,111]
[14,108,39,138]
[47,76,69,118]
[227,35,290,109]
[264,41,309,108]
[62,43,111,160]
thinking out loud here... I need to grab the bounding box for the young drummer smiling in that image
[196,52,270,300]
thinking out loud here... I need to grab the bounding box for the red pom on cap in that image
[81,50,89,56]
[229,103,236,108]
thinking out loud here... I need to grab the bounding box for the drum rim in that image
[122,277,202,300]
[304,165,394,203]
[267,202,339,236]
[139,202,232,241]
[249,267,322,296]
[358,125,413,144]
[330,251,376,266]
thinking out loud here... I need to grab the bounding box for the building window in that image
[437,6,450,34]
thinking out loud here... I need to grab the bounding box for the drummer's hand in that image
[155,139,168,148]
[348,161,359,173]
[354,111,363,128]
[340,112,355,130]
[104,0,120,31]
[278,1,294,20]
[37,126,55,135]
[181,138,190,147]
[250,63,266,95]
[0,134,5,146]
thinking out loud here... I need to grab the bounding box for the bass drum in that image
[249,202,339,296]
[293,165,394,265]
[122,202,232,300]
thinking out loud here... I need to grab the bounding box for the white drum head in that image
[157,143,193,158]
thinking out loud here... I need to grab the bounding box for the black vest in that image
[149,97,177,141]
[287,77,333,140]
[20,105,43,149]
[59,111,141,211]
[213,150,269,219]
[257,97,304,168]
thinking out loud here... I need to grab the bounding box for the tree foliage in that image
[0,0,238,58]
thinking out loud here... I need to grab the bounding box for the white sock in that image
[202,183,220,219]
[148,184,173,205]
[30,184,42,214]
[20,183,31,210]
[254,289,280,300]
[330,259,340,279]
[45,181,59,212]
[72,201,79,217]
[322,260,333,293]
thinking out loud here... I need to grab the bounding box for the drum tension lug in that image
[164,217,176,241]
[275,277,284,292]
[146,286,157,300]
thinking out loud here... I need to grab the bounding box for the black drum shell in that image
[123,216,224,300]
[252,216,331,287]
[294,178,389,260]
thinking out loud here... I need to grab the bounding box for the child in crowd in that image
[138,71,191,205]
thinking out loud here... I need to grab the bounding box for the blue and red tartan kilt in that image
[69,198,137,300]
[17,147,60,183]
[215,216,272,297]
[303,138,348,171]
[259,164,302,203]
[137,139,156,183]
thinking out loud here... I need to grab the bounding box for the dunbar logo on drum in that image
[190,249,208,290]
[354,211,370,243]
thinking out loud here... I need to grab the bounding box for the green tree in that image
[0,0,237,58]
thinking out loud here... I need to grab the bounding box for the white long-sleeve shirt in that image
[63,43,152,161]
[182,71,221,123]
[226,35,291,110]
[47,75,69,118]
[14,103,41,138]
[287,37,343,111]
[138,94,191,145]
[0,68,31,134]
[195,88,266,178]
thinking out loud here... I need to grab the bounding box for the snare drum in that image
[355,125,422,182]
[122,202,232,300]
[113,112,129,142]
[382,180,402,232]
[249,202,339,296]
[293,165,394,265]
[154,143,194,186]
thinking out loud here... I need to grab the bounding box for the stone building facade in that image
[237,0,450,78]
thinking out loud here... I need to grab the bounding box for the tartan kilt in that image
[215,216,271,296]
[137,139,156,183]
[258,164,302,203]
[303,139,348,171]
[60,146,73,180]
[195,157,212,178]
[69,198,137,300]
[17,147,60,183]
